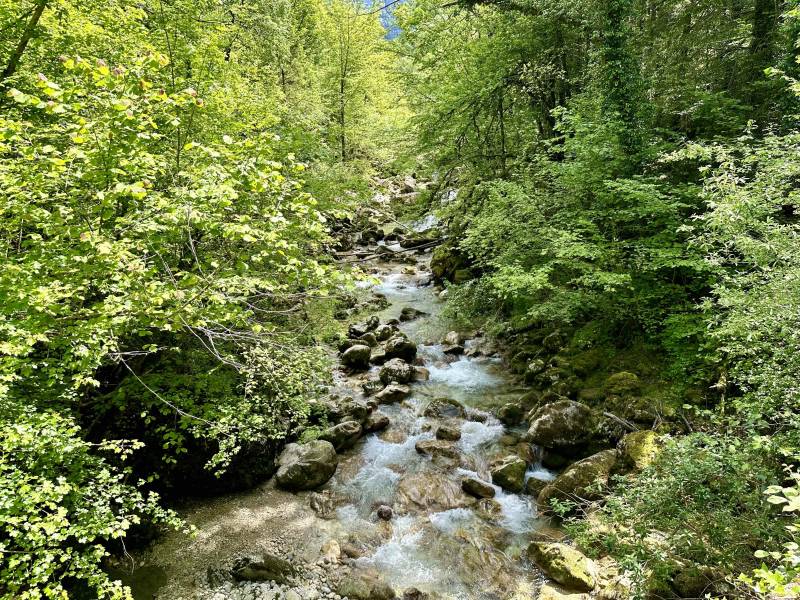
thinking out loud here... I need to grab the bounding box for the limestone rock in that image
[491,456,527,493]
[617,430,659,471]
[319,420,362,452]
[375,384,411,404]
[528,542,596,592]
[422,397,467,419]
[341,344,372,370]
[538,449,619,509]
[385,334,418,362]
[461,476,496,499]
[603,372,641,396]
[525,400,596,450]
[233,554,296,584]
[364,412,390,433]
[415,439,460,460]
[435,422,461,441]
[397,472,474,512]
[335,569,395,600]
[497,402,526,426]
[275,441,338,491]
[538,583,591,600]
[380,358,414,384]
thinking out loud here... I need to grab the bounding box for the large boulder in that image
[319,421,363,452]
[375,384,411,404]
[462,476,496,499]
[364,412,390,433]
[525,400,597,450]
[380,358,414,384]
[538,449,619,509]
[275,441,338,491]
[384,335,418,362]
[341,344,372,370]
[399,307,427,322]
[491,456,527,493]
[527,542,597,592]
[336,569,395,600]
[422,397,467,419]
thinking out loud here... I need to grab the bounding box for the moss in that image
[527,542,597,591]
[603,371,641,396]
[618,430,659,471]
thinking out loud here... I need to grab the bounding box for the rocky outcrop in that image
[341,344,372,370]
[380,358,414,384]
[528,542,597,592]
[275,441,338,491]
[538,449,619,509]
[525,400,597,450]
[491,456,527,493]
[461,476,496,499]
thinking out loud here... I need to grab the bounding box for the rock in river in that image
[341,344,372,370]
[422,397,467,419]
[461,476,496,499]
[319,420,362,452]
[375,383,411,404]
[385,334,418,362]
[491,456,527,493]
[380,358,414,384]
[397,472,474,512]
[275,441,338,491]
[435,422,461,441]
[336,568,395,600]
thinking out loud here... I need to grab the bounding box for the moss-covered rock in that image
[528,542,597,591]
[430,243,468,283]
[525,400,597,450]
[603,372,641,396]
[491,455,527,492]
[538,449,619,509]
[617,430,659,471]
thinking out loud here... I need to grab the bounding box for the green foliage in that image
[0,0,405,596]
[0,409,186,600]
[569,434,784,597]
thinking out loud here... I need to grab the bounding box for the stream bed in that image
[122,233,563,600]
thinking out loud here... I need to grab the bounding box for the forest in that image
[1,0,800,599]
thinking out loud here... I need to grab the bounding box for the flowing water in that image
[122,234,562,600]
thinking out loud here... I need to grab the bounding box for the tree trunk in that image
[749,0,781,128]
[1,0,49,82]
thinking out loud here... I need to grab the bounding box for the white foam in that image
[525,465,557,482]
[429,508,475,535]
[459,420,504,453]
[426,357,503,390]
[356,516,437,585]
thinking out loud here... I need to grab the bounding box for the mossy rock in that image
[617,430,659,471]
[527,542,596,592]
[603,372,641,396]
[538,449,619,510]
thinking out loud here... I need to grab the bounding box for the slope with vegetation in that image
[396,0,800,595]
[0,1,407,597]
[3,0,800,598]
